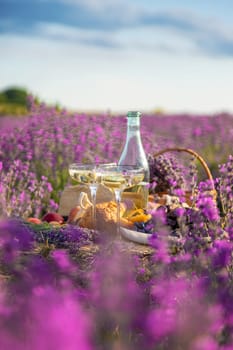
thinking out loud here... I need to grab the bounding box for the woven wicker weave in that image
[152,147,216,205]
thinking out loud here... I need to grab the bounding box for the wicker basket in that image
[151,147,217,206]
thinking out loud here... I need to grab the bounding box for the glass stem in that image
[89,184,98,229]
[114,189,122,237]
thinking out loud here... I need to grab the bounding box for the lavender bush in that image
[0,207,233,349]
[0,159,58,218]
[0,100,232,348]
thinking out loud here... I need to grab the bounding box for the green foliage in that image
[0,86,28,104]
[0,86,29,115]
[0,93,6,103]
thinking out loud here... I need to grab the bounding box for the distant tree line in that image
[0,87,28,105]
[0,87,29,115]
[0,87,64,116]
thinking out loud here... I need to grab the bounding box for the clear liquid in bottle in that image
[118,111,150,211]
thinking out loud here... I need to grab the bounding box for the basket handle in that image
[153,147,215,190]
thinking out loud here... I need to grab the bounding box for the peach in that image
[42,212,64,224]
[67,206,82,224]
[27,217,42,224]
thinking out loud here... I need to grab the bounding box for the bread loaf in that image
[79,201,126,233]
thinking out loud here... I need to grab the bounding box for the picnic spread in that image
[23,111,217,269]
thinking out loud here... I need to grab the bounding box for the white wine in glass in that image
[101,165,145,236]
[68,162,116,228]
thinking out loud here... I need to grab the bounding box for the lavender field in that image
[0,100,233,349]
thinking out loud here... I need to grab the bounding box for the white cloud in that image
[2,0,233,57]
[35,22,121,48]
[1,33,233,113]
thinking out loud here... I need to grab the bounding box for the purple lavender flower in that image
[211,239,233,269]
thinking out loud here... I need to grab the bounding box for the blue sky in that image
[1,0,233,113]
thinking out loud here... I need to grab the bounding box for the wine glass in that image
[68,162,115,228]
[100,165,145,236]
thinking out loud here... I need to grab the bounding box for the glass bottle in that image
[118,111,150,210]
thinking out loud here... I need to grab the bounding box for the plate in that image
[120,227,152,245]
